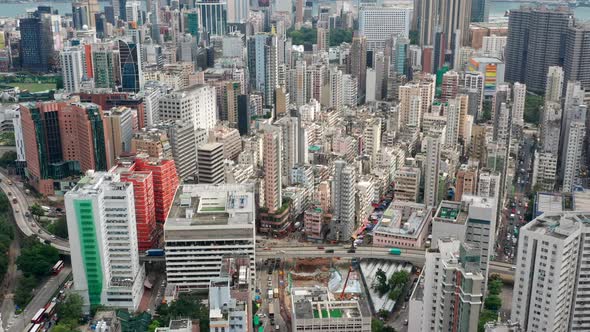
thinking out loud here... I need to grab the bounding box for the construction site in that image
[256,256,416,331]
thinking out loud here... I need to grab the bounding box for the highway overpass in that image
[0,172,70,254]
[141,245,515,278]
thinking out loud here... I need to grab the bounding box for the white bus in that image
[31,308,45,324]
[29,323,42,332]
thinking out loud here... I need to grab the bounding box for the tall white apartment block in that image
[125,0,141,23]
[464,71,484,117]
[164,184,256,291]
[424,133,441,208]
[394,166,421,202]
[160,84,217,131]
[60,46,85,93]
[342,74,358,106]
[481,35,507,59]
[478,170,501,199]
[540,101,562,153]
[275,117,300,185]
[142,85,162,127]
[512,82,526,126]
[532,151,558,192]
[409,238,483,332]
[262,125,283,212]
[562,121,586,192]
[545,66,564,102]
[444,98,461,148]
[358,6,411,50]
[226,0,249,23]
[329,68,343,109]
[511,213,582,332]
[65,171,145,311]
[356,179,375,225]
[332,160,357,240]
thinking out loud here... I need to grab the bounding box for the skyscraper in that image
[196,0,227,36]
[358,6,411,51]
[92,43,116,89]
[247,33,278,107]
[564,22,590,91]
[350,36,367,101]
[226,0,248,23]
[511,213,587,331]
[263,126,282,212]
[409,238,483,332]
[424,132,441,207]
[19,11,54,72]
[60,46,85,93]
[118,39,143,93]
[237,94,250,136]
[331,160,357,240]
[505,7,572,93]
[159,85,217,131]
[512,82,526,126]
[65,171,145,311]
[545,66,564,102]
[471,0,489,23]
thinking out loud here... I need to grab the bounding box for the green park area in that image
[6,82,56,92]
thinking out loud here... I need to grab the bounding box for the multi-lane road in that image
[4,267,71,332]
[0,172,70,253]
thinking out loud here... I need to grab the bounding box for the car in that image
[404,319,409,326]
[14,209,18,213]
[317,246,324,249]
[51,235,56,239]
[264,247,271,251]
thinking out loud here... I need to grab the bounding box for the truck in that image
[389,248,402,255]
[273,288,279,298]
[267,289,273,299]
[145,249,165,256]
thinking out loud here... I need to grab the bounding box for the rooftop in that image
[165,184,255,228]
[374,204,431,238]
[291,287,370,322]
[434,201,467,225]
[525,213,590,239]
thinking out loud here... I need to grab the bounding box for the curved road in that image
[0,172,70,253]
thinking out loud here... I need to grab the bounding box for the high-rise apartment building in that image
[424,133,441,207]
[350,36,367,101]
[19,9,55,72]
[409,238,483,332]
[455,164,479,202]
[394,166,421,202]
[164,184,255,291]
[197,143,225,184]
[512,82,526,126]
[92,43,116,89]
[104,106,134,161]
[545,66,564,102]
[60,46,85,93]
[532,151,558,192]
[562,121,586,192]
[226,0,249,23]
[65,171,145,311]
[505,7,572,93]
[342,74,358,106]
[247,33,278,107]
[358,6,411,51]
[511,212,589,331]
[263,126,283,212]
[159,84,217,131]
[441,71,459,102]
[332,160,357,240]
[564,23,590,91]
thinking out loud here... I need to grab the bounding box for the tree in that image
[487,277,503,295]
[16,240,59,278]
[287,27,317,46]
[156,293,209,330]
[148,320,161,332]
[377,309,389,320]
[57,294,84,328]
[373,268,389,295]
[389,270,409,288]
[14,275,37,307]
[524,94,544,124]
[29,203,45,219]
[478,309,498,332]
[484,294,502,311]
[480,100,492,122]
[329,29,353,46]
[0,150,16,168]
[47,216,68,239]
[371,318,397,332]
[52,323,79,332]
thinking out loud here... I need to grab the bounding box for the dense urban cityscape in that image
[0,0,588,331]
